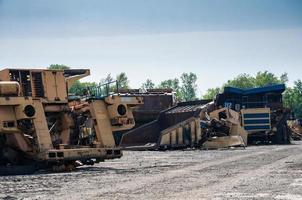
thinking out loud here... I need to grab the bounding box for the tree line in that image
[48,64,302,118]
[48,64,198,101]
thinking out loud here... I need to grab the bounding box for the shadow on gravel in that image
[2,195,17,200]
[248,143,296,147]
[76,164,179,174]
[77,166,131,174]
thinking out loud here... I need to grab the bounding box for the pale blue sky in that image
[0,0,301,95]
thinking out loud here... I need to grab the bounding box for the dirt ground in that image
[1,142,302,200]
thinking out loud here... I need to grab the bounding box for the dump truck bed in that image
[120,100,212,150]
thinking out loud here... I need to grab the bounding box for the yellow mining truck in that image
[0,68,142,174]
[215,84,291,144]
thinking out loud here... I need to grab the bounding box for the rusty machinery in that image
[200,107,247,149]
[121,83,290,150]
[118,88,174,126]
[120,100,210,150]
[120,100,247,150]
[114,88,174,144]
[288,119,302,140]
[215,84,291,144]
[0,68,142,174]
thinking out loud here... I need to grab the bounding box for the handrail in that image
[87,80,119,98]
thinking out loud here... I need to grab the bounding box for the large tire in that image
[271,113,291,144]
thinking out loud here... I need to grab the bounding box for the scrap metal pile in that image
[0,67,294,175]
[120,100,248,150]
[288,119,302,140]
[200,107,247,149]
[120,100,211,150]
[121,83,291,150]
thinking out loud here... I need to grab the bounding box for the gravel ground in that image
[1,142,302,200]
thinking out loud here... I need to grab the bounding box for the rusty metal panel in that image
[43,71,68,102]
[120,100,211,150]
[0,69,11,81]
[120,120,161,147]
[133,94,174,125]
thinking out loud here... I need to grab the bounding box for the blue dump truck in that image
[215,84,291,144]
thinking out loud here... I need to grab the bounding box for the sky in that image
[0,0,301,96]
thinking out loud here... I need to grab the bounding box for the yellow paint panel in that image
[43,71,67,102]
[171,130,177,145]
[89,100,116,147]
[160,133,170,145]
[32,99,53,151]
[190,121,196,143]
[196,120,202,141]
[178,127,183,144]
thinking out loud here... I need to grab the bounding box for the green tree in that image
[48,64,70,70]
[284,80,302,118]
[100,73,114,85]
[141,79,155,90]
[116,72,129,89]
[203,87,221,100]
[280,73,289,84]
[224,73,255,89]
[254,71,287,87]
[158,78,181,100]
[98,73,118,95]
[223,71,288,89]
[180,72,197,101]
[69,81,97,96]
